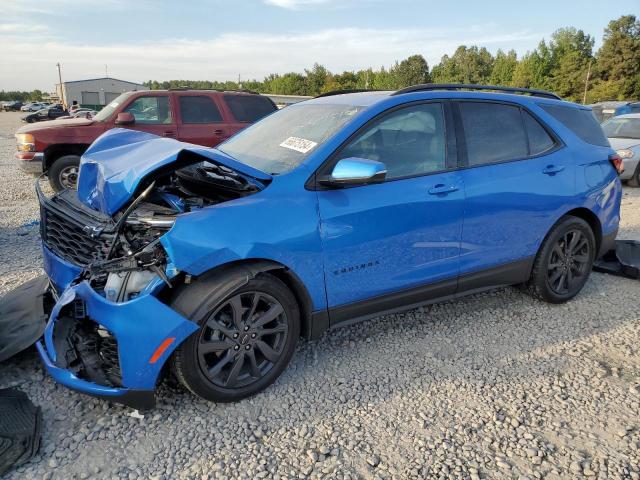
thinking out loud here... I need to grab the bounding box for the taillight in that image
[609,153,624,175]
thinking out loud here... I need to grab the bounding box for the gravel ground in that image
[1,110,640,480]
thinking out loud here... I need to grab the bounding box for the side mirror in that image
[115,112,135,125]
[319,157,387,187]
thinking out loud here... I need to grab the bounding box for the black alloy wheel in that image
[546,229,591,295]
[197,291,288,388]
[172,273,299,402]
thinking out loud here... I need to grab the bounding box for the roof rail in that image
[392,83,562,100]
[167,88,261,95]
[315,89,380,98]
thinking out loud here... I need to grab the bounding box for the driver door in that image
[121,94,178,139]
[316,101,465,321]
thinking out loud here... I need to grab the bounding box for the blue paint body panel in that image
[40,89,622,405]
[78,128,271,215]
[40,280,198,391]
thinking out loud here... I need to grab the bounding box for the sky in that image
[0,0,637,92]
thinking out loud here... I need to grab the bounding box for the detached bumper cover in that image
[37,279,198,409]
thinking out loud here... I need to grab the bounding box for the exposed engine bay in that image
[38,160,265,302]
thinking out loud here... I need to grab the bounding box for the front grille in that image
[38,186,115,266]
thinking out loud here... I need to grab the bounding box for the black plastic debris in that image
[0,276,50,363]
[0,389,42,476]
[593,240,640,279]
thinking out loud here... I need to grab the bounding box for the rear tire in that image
[172,273,300,403]
[525,216,596,304]
[627,163,640,187]
[48,155,80,191]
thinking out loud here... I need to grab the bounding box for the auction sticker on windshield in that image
[279,136,318,154]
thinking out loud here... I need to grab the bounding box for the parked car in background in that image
[614,102,640,117]
[21,103,46,112]
[603,113,640,186]
[22,106,69,123]
[3,101,23,111]
[57,108,98,120]
[15,90,277,190]
[33,84,621,408]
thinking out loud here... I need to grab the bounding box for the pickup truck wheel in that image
[172,273,300,403]
[525,216,595,303]
[48,155,80,191]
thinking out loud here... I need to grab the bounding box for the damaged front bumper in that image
[37,253,198,410]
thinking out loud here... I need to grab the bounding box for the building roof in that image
[58,77,147,87]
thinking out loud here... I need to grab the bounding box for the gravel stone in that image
[1,111,640,479]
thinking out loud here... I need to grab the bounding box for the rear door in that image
[316,101,465,316]
[176,93,228,146]
[454,100,574,285]
[221,94,277,137]
[121,94,177,139]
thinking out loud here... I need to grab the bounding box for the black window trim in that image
[177,94,224,124]
[452,99,564,171]
[306,99,458,190]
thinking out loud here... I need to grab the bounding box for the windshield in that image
[602,117,640,139]
[218,103,365,174]
[93,92,134,122]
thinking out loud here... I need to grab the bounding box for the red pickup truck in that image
[15,90,277,190]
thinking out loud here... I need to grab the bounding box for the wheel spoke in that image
[255,340,280,363]
[246,293,260,323]
[225,353,245,386]
[549,268,563,285]
[246,349,261,378]
[556,271,567,291]
[568,231,581,252]
[573,238,588,255]
[252,303,284,329]
[548,261,563,270]
[566,268,575,288]
[573,253,589,264]
[207,350,235,378]
[199,339,234,354]
[228,295,245,330]
[258,324,287,336]
[552,244,566,261]
[205,317,235,338]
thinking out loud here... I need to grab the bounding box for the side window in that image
[459,102,528,166]
[540,104,609,147]
[336,103,446,180]
[124,96,172,124]
[179,96,222,123]
[223,94,276,123]
[523,111,555,155]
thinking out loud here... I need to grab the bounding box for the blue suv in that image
[35,84,622,409]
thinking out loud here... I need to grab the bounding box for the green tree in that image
[391,54,430,87]
[304,63,329,95]
[512,41,553,89]
[592,15,640,100]
[431,46,494,84]
[546,28,594,101]
[490,49,518,86]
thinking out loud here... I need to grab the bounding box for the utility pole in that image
[238,73,242,90]
[56,62,65,107]
[105,64,108,78]
[582,59,592,105]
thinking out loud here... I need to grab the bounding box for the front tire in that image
[525,216,596,303]
[172,273,300,403]
[48,155,81,191]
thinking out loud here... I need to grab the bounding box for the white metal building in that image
[55,77,149,108]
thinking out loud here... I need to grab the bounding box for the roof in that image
[58,77,147,87]
[615,113,640,119]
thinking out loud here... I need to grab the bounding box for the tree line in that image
[144,15,640,103]
[2,15,637,104]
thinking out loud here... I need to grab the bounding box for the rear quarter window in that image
[223,95,276,123]
[540,104,609,147]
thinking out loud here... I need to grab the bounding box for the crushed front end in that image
[34,130,268,409]
[36,183,199,409]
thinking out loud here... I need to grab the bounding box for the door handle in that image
[542,165,565,175]
[162,131,176,137]
[428,184,459,195]
[213,129,224,135]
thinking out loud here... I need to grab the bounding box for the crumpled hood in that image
[609,137,640,150]
[77,128,271,215]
